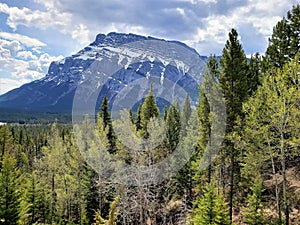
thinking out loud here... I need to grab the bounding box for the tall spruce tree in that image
[0,125,14,171]
[0,153,20,225]
[140,84,160,136]
[193,55,218,195]
[219,28,248,221]
[166,103,181,153]
[99,96,116,154]
[181,95,192,135]
[265,5,300,68]
[247,53,261,96]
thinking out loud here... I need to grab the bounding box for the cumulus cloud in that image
[0,3,71,32]
[17,51,38,60]
[0,0,295,55]
[0,39,23,57]
[0,3,90,44]
[0,32,46,47]
[0,0,297,94]
[0,36,63,91]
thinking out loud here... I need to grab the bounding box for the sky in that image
[0,0,298,95]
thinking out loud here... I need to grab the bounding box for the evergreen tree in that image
[135,104,143,131]
[219,28,249,221]
[193,182,230,225]
[181,95,192,134]
[129,109,134,125]
[0,153,20,225]
[99,96,116,154]
[0,125,14,171]
[86,168,101,224]
[247,53,262,96]
[193,55,219,199]
[166,103,181,153]
[163,105,168,121]
[241,54,300,225]
[265,5,300,68]
[140,84,160,136]
[242,177,267,225]
[20,171,51,224]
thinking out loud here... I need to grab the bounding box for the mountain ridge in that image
[0,32,208,113]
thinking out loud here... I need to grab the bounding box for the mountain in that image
[0,32,208,114]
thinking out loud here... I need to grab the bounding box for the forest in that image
[0,4,299,225]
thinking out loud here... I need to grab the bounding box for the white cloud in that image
[0,3,91,44]
[0,36,63,92]
[39,53,64,67]
[0,3,71,32]
[0,39,23,57]
[184,0,294,54]
[0,46,11,58]
[0,0,296,94]
[71,24,90,45]
[0,32,46,47]
[0,78,23,95]
[17,51,38,60]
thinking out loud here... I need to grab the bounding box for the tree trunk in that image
[280,131,289,225]
[229,149,234,222]
[271,155,281,223]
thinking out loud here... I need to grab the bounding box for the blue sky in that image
[0,0,297,94]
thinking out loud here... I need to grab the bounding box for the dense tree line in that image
[0,4,299,225]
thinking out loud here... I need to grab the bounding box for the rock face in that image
[0,32,208,113]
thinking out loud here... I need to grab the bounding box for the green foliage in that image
[0,153,20,225]
[166,103,181,152]
[0,125,14,169]
[99,97,116,154]
[93,211,106,225]
[220,28,248,126]
[93,197,118,225]
[265,5,300,68]
[241,54,300,224]
[0,7,299,223]
[193,182,230,225]
[140,84,160,135]
[219,28,250,221]
[242,177,268,225]
[135,104,143,131]
[19,172,51,224]
[247,53,262,96]
[181,95,192,134]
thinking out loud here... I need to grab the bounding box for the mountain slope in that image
[0,32,207,113]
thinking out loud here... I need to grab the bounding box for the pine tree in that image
[242,177,267,225]
[0,125,14,171]
[86,168,101,224]
[163,105,168,121]
[192,55,218,200]
[20,171,51,224]
[219,28,249,221]
[181,95,192,135]
[265,5,300,68]
[166,103,181,153]
[0,153,20,225]
[140,84,160,136]
[247,53,262,96]
[135,104,143,131]
[99,96,116,154]
[193,182,230,225]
